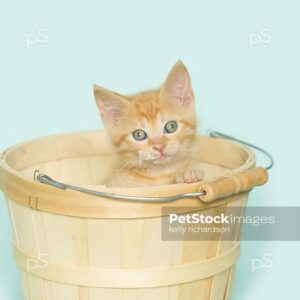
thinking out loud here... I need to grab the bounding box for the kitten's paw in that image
[175,168,204,184]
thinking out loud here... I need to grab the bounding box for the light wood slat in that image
[8,200,46,300]
[87,219,122,268]
[69,217,90,300]
[7,200,30,300]
[207,197,231,300]
[168,285,179,300]
[209,194,248,300]
[87,218,122,300]
[20,270,30,299]
[179,280,212,300]
[41,213,80,299]
[89,288,122,300]
[224,267,236,300]
[31,209,50,300]
[78,286,90,300]
[177,228,212,298]
[46,281,79,300]
[137,287,169,300]
[122,218,144,300]
[122,290,138,300]
[168,239,183,300]
[25,274,46,300]
[209,270,229,300]
[137,216,173,299]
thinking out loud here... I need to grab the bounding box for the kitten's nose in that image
[153,144,165,154]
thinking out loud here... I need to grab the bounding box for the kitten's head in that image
[94,61,196,169]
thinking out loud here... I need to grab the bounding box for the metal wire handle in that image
[35,130,273,202]
[208,130,274,170]
[35,172,205,202]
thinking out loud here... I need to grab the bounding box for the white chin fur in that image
[153,157,172,165]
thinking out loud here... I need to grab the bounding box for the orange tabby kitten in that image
[94,61,203,187]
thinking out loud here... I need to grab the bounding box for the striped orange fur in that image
[94,61,203,187]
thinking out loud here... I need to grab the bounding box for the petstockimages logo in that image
[166,212,275,236]
[169,213,231,224]
[161,206,300,241]
[169,212,275,226]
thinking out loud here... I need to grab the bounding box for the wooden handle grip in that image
[197,167,268,203]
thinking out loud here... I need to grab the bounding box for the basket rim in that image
[0,129,256,219]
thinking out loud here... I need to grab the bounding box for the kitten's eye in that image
[164,121,178,133]
[132,129,147,141]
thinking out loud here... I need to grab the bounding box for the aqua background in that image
[0,0,299,299]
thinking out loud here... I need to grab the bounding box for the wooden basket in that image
[0,130,268,300]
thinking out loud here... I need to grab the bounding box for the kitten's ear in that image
[94,85,129,127]
[160,61,194,106]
